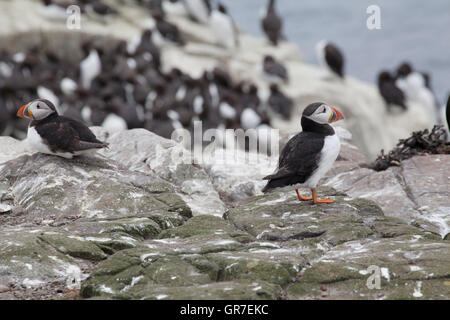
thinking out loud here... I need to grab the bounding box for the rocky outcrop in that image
[1,127,449,300]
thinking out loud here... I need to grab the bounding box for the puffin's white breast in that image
[27,126,52,154]
[304,133,340,188]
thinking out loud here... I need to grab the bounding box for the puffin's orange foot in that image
[311,188,334,204]
[313,198,334,204]
[296,189,312,201]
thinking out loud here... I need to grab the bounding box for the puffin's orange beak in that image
[329,106,344,123]
[17,103,31,119]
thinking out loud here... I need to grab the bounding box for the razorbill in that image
[17,99,108,159]
[262,102,344,204]
[261,0,283,46]
[378,71,407,111]
[210,2,238,50]
[316,40,345,78]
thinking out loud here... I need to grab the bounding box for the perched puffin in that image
[261,0,283,46]
[315,40,345,78]
[263,55,288,83]
[262,102,344,204]
[17,99,108,159]
[378,71,407,111]
[182,0,211,24]
[210,2,239,50]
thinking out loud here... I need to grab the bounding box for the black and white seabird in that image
[395,62,438,121]
[378,71,407,111]
[261,0,283,46]
[263,55,288,83]
[182,0,211,24]
[262,102,344,204]
[315,40,345,78]
[79,42,102,89]
[210,2,239,50]
[153,11,185,46]
[17,99,108,159]
[267,84,293,119]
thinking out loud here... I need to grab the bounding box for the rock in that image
[0,137,33,164]
[79,184,447,300]
[95,128,227,217]
[325,154,450,238]
[0,149,192,296]
[288,236,450,300]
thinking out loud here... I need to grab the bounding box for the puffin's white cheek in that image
[316,113,330,124]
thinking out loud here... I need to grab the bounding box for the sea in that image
[225,0,450,106]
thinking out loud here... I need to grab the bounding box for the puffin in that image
[263,55,288,83]
[262,102,344,204]
[210,2,239,50]
[16,99,108,159]
[315,40,345,78]
[261,0,283,46]
[378,71,407,111]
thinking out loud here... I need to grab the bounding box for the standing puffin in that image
[315,40,345,78]
[262,102,344,204]
[17,99,108,159]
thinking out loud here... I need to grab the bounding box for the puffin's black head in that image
[17,99,57,121]
[302,102,344,125]
[396,62,413,78]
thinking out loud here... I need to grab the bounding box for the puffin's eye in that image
[37,104,41,109]
[322,108,327,113]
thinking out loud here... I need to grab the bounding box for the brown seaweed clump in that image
[368,125,450,171]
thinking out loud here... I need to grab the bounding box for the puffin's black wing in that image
[35,116,107,153]
[262,131,324,192]
[325,44,344,78]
